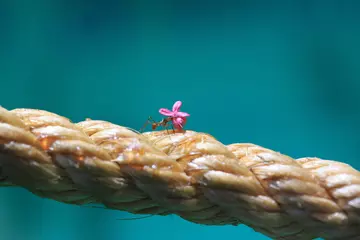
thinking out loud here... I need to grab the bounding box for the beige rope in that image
[0,106,359,240]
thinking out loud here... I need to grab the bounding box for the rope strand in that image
[0,106,359,239]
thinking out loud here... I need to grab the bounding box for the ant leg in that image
[165,123,170,135]
[140,116,155,133]
[139,121,149,133]
[165,122,176,135]
[162,121,172,135]
[148,116,157,123]
[164,123,174,142]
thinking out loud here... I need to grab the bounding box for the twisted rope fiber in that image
[0,107,359,240]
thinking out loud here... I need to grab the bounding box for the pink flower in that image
[159,101,190,130]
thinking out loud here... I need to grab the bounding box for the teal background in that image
[1,1,360,239]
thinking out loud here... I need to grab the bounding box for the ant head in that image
[151,123,157,130]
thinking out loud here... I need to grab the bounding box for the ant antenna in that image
[140,116,155,133]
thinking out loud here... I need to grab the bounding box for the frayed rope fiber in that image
[0,106,359,240]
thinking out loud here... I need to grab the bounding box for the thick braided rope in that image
[0,106,359,240]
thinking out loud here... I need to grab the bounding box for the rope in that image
[0,106,359,240]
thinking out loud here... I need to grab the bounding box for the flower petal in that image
[173,121,183,130]
[159,108,174,116]
[172,101,182,112]
[173,117,186,130]
[176,111,190,118]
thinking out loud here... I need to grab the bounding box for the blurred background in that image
[1,0,360,239]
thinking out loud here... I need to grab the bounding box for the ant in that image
[140,116,175,133]
[140,101,190,133]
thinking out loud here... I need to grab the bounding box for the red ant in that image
[140,101,190,133]
[140,116,175,133]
